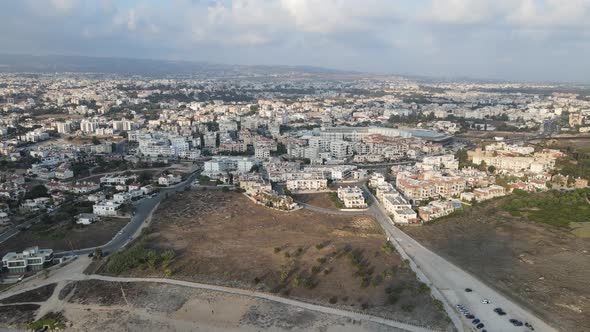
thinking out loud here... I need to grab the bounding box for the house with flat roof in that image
[2,246,53,273]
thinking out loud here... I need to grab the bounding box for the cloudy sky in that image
[1,0,589,82]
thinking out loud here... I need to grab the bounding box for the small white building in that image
[76,213,98,225]
[158,174,182,186]
[93,200,121,216]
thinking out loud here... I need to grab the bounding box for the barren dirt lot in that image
[403,198,590,332]
[294,192,339,210]
[123,190,450,329]
[0,218,128,253]
[0,283,56,304]
[59,280,402,332]
[0,304,39,328]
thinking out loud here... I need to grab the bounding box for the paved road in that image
[55,170,201,257]
[360,185,556,332]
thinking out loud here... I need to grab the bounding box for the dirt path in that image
[86,275,438,332]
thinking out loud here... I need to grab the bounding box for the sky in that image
[0,0,589,82]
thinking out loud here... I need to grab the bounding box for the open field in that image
[101,190,451,329]
[294,192,340,210]
[0,217,129,253]
[0,283,56,304]
[0,280,403,332]
[403,197,590,332]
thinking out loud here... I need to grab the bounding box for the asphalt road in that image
[361,185,556,332]
[55,170,200,257]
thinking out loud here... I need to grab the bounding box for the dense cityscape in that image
[0,69,588,331]
[0,0,589,331]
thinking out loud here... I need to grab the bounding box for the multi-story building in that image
[337,186,367,208]
[286,174,328,192]
[2,247,54,273]
[93,200,121,216]
[418,200,456,222]
[80,120,98,133]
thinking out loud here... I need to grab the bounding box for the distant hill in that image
[0,53,356,77]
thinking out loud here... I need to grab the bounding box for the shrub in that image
[402,304,415,312]
[381,241,396,254]
[387,294,399,305]
[371,275,383,287]
[316,257,326,264]
[274,247,281,253]
[417,282,431,294]
[253,277,261,284]
[311,265,321,274]
[329,296,338,304]
[360,276,371,288]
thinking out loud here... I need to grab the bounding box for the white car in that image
[481,299,491,304]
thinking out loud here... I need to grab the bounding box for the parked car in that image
[509,319,524,326]
[494,307,506,315]
[465,288,473,292]
[476,323,484,329]
[472,319,480,324]
[466,314,475,319]
[88,252,94,258]
[481,299,490,304]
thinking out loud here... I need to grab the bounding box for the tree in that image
[487,165,496,173]
[91,136,101,145]
[478,161,487,172]
[26,185,49,199]
[94,248,103,260]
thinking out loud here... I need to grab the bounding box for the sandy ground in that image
[403,198,590,332]
[1,280,404,332]
[117,190,450,329]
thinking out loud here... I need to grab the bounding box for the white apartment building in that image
[286,175,328,192]
[2,247,54,273]
[56,122,71,134]
[158,174,182,186]
[255,146,271,159]
[80,121,98,133]
[93,200,121,216]
[337,186,367,208]
[203,157,257,176]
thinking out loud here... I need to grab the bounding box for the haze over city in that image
[1,0,589,82]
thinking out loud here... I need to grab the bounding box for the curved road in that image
[56,170,200,257]
[356,185,556,332]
